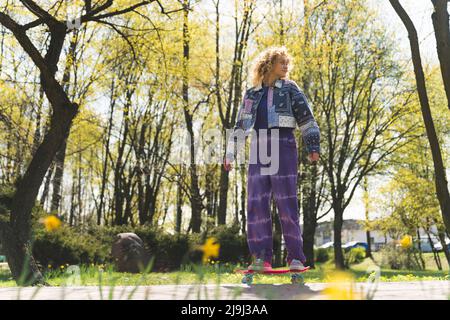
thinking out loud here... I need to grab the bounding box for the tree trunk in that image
[218,158,229,225]
[205,169,214,218]
[302,153,319,268]
[32,88,45,155]
[76,145,83,226]
[97,80,115,225]
[240,163,246,235]
[113,90,132,226]
[415,230,426,270]
[39,161,54,208]
[217,0,254,226]
[214,0,228,227]
[437,231,450,267]
[50,138,67,213]
[182,1,203,233]
[0,225,44,285]
[49,33,77,214]
[426,230,442,270]
[234,175,239,225]
[431,0,450,110]
[176,178,183,233]
[363,176,372,259]
[302,216,316,268]
[189,167,203,233]
[69,166,76,227]
[333,209,345,270]
[366,230,373,259]
[2,100,78,284]
[302,188,316,267]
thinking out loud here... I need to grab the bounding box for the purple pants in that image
[246,129,306,264]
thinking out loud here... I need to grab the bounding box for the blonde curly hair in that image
[250,46,293,87]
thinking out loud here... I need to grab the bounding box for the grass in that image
[0,254,449,288]
[349,256,449,282]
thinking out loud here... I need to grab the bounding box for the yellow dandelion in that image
[322,271,362,300]
[198,237,220,264]
[40,215,62,232]
[400,235,413,249]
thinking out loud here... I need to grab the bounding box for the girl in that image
[223,46,320,271]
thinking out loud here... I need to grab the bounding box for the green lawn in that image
[349,253,449,282]
[0,254,449,287]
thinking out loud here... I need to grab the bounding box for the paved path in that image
[0,281,448,300]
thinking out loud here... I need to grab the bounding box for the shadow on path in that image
[222,284,323,300]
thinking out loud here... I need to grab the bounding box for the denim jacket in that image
[225,78,320,162]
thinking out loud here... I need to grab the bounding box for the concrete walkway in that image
[0,280,448,300]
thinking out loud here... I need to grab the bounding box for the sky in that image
[369,0,439,66]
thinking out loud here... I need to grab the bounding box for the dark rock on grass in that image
[111,233,150,273]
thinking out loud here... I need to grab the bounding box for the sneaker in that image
[289,259,307,271]
[248,259,272,271]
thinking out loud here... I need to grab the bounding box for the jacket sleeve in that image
[288,81,321,154]
[225,90,247,163]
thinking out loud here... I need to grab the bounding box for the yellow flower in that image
[198,237,220,264]
[322,271,362,300]
[400,235,413,249]
[40,215,62,232]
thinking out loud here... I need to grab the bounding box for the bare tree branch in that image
[20,0,60,25]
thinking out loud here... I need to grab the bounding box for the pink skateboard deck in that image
[236,266,310,275]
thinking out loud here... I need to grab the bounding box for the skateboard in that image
[236,267,310,285]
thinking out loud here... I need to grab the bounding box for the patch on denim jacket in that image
[278,115,296,127]
[244,98,254,113]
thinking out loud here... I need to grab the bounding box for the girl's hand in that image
[308,152,320,164]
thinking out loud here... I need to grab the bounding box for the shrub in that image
[314,248,330,263]
[149,232,194,271]
[379,243,423,270]
[344,247,366,266]
[205,224,250,265]
[32,226,110,269]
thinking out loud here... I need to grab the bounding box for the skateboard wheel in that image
[242,274,253,285]
[291,273,305,285]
